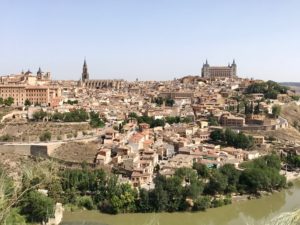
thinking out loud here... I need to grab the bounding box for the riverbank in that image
[61,180,300,225]
[284,171,300,181]
[61,175,300,223]
[232,172,300,203]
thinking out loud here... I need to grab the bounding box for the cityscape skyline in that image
[1,0,300,81]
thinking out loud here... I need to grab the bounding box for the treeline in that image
[210,128,254,149]
[284,152,300,168]
[3,154,287,224]
[57,167,230,214]
[41,155,286,215]
[128,112,193,128]
[32,109,105,128]
[64,100,78,105]
[152,97,175,107]
[238,154,286,193]
[246,80,289,99]
[0,97,14,106]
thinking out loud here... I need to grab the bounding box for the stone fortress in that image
[201,59,237,78]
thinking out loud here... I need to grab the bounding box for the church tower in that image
[201,59,210,78]
[82,59,89,82]
[231,59,237,77]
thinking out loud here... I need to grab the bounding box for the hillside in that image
[281,103,300,127]
[281,82,300,93]
[51,141,99,163]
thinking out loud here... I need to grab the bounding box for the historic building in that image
[201,60,237,78]
[0,68,51,86]
[81,60,124,90]
[0,85,61,106]
[0,68,60,106]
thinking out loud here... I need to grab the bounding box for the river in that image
[61,180,300,225]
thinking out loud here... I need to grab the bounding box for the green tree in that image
[51,112,64,121]
[193,163,210,178]
[224,128,237,146]
[272,105,281,118]
[24,99,31,106]
[154,97,164,106]
[77,196,94,210]
[89,111,105,128]
[165,98,175,107]
[128,112,138,119]
[219,164,240,193]
[254,101,260,114]
[208,116,219,126]
[20,191,54,223]
[32,110,47,121]
[192,196,211,211]
[137,189,153,212]
[210,129,224,142]
[4,97,14,106]
[205,170,228,195]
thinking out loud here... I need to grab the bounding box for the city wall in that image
[0,142,62,157]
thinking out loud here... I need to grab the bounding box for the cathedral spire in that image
[82,58,89,82]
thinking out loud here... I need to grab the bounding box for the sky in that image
[1,0,300,81]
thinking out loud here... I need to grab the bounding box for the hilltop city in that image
[1,60,300,224]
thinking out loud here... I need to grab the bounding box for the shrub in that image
[77,196,94,210]
[211,198,224,208]
[192,196,211,211]
[20,191,54,223]
[0,134,14,142]
[39,131,51,142]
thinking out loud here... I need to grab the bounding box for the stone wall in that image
[0,143,62,156]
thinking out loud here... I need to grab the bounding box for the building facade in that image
[0,85,60,106]
[201,60,237,78]
[0,68,60,106]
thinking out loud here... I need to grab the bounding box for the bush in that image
[32,110,47,121]
[90,111,105,128]
[39,131,51,142]
[77,196,94,210]
[224,196,232,205]
[211,198,224,208]
[73,132,78,138]
[192,196,211,211]
[20,191,54,223]
[210,128,254,149]
[5,208,27,225]
[0,134,14,142]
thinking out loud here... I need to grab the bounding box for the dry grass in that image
[1,122,92,142]
[281,103,300,127]
[51,141,100,163]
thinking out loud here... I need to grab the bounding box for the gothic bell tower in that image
[82,59,89,82]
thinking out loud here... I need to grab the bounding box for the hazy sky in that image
[1,0,300,81]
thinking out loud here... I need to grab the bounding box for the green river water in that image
[61,180,300,225]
